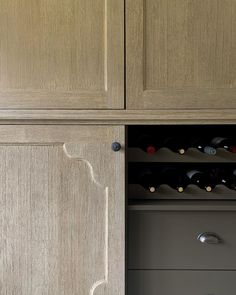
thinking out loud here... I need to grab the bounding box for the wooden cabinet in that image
[1,1,235,293]
[126,0,236,110]
[0,1,124,109]
[0,125,125,295]
[2,0,235,112]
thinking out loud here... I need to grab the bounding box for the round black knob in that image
[112,142,121,152]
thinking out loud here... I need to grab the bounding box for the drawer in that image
[128,210,236,269]
[128,270,236,295]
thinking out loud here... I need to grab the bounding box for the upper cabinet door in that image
[0,1,124,109]
[126,0,236,110]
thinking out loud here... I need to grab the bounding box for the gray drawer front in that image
[128,270,236,295]
[128,210,236,269]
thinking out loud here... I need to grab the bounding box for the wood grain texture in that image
[0,0,124,109]
[126,0,236,109]
[0,109,235,124]
[0,125,125,295]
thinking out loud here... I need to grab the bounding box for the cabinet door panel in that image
[0,1,124,109]
[126,0,236,109]
[0,125,125,295]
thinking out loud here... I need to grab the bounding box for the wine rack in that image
[128,125,236,201]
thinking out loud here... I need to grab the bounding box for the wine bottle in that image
[211,137,236,153]
[137,134,159,154]
[192,138,216,155]
[137,168,157,193]
[232,169,236,189]
[160,167,188,193]
[215,168,236,190]
[186,170,214,192]
[163,137,187,155]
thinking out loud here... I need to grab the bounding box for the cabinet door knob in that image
[197,232,221,244]
[112,142,121,152]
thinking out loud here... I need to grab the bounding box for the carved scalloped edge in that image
[63,143,109,294]
[63,143,104,188]
[90,187,109,295]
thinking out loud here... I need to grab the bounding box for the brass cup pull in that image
[197,232,221,244]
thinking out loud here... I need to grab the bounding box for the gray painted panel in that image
[128,210,236,269]
[128,270,236,295]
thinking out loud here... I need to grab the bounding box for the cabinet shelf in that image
[128,200,236,211]
[128,147,236,163]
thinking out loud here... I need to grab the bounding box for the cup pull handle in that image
[197,232,221,244]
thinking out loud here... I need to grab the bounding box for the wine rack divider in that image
[128,148,236,163]
[128,184,236,200]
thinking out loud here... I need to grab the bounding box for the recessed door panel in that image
[0,1,124,109]
[126,0,236,109]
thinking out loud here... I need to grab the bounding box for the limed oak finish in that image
[126,0,236,109]
[0,1,124,109]
[0,109,236,124]
[0,125,125,295]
